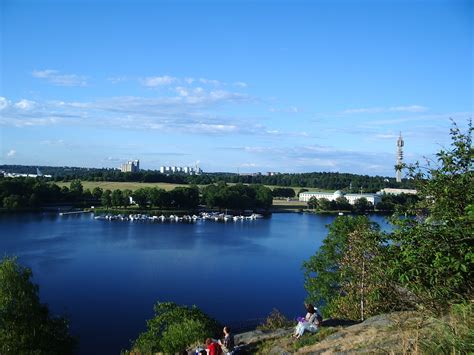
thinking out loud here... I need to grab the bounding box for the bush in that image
[130,302,221,354]
[257,309,294,331]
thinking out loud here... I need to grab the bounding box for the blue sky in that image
[1,0,472,176]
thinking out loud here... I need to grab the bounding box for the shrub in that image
[130,302,221,354]
[257,309,293,331]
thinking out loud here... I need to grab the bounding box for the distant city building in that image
[121,160,140,173]
[1,168,52,179]
[159,165,202,175]
[380,188,417,195]
[266,172,280,176]
[396,133,404,183]
[299,190,382,206]
[239,172,262,177]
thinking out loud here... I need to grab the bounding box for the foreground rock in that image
[227,311,437,354]
[297,312,433,353]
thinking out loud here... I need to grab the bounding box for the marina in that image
[92,212,264,222]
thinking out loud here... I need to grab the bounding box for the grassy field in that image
[54,181,332,195]
[271,199,307,211]
[55,181,187,191]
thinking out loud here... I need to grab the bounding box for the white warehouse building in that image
[299,190,381,206]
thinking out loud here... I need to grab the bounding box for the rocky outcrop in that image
[297,312,431,354]
[228,311,434,354]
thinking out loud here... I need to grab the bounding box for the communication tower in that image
[396,133,404,183]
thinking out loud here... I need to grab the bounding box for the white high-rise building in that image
[121,160,140,173]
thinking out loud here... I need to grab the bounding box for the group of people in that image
[196,326,235,355]
[195,304,322,354]
[292,303,323,339]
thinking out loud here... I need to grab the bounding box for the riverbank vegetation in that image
[303,121,473,350]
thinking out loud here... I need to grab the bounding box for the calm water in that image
[0,212,388,354]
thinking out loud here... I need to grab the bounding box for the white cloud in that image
[343,107,384,114]
[0,97,10,110]
[342,104,428,114]
[269,106,299,113]
[40,139,65,146]
[6,149,16,157]
[14,99,36,110]
[198,78,221,85]
[32,69,87,87]
[141,75,178,87]
[389,105,427,113]
[234,81,248,88]
[107,76,128,84]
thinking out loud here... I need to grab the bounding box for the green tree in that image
[130,302,221,354]
[307,196,318,210]
[69,179,83,200]
[132,188,149,208]
[111,189,125,207]
[303,216,381,315]
[0,257,76,354]
[334,196,352,211]
[316,197,331,211]
[353,197,372,213]
[92,186,103,200]
[332,226,399,320]
[389,121,473,310]
[101,189,112,208]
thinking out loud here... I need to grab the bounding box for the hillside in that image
[228,309,472,354]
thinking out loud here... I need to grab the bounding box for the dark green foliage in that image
[377,193,419,212]
[189,171,414,192]
[202,183,272,211]
[111,189,126,207]
[0,257,76,354]
[130,302,221,354]
[271,187,295,198]
[0,177,72,210]
[389,121,473,311]
[101,189,112,207]
[353,197,373,213]
[69,179,83,198]
[92,186,103,200]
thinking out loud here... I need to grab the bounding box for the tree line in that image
[189,171,416,192]
[2,165,416,192]
[0,178,274,212]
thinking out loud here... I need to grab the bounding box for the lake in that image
[0,212,389,354]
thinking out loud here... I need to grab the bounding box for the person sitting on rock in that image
[218,326,235,354]
[206,337,223,355]
[293,303,322,339]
